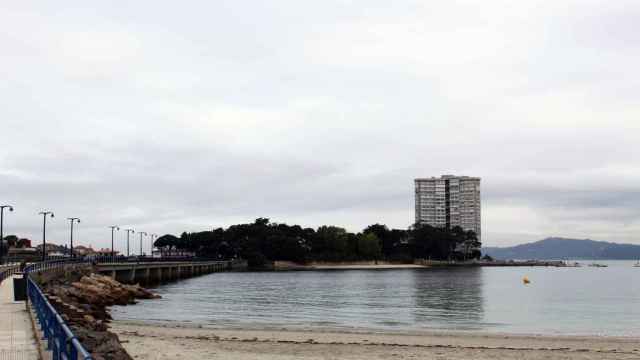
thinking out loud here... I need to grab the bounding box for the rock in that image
[38,272,160,360]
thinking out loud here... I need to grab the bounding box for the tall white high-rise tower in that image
[414,175,481,240]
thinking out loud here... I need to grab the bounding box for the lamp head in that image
[50,213,55,218]
[9,206,13,212]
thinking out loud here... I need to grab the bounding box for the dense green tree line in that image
[1,234,32,248]
[154,218,481,267]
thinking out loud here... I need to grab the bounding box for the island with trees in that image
[153,218,481,268]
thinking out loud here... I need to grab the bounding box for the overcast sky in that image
[1,1,638,253]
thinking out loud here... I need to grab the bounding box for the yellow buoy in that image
[523,276,530,285]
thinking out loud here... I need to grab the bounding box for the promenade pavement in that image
[0,276,38,360]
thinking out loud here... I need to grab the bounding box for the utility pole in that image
[138,231,147,256]
[109,226,120,258]
[67,217,80,258]
[0,205,14,264]
[39,211,55,261]
[124,229,135,257]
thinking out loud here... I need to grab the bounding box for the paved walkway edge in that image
[26,301,47,360]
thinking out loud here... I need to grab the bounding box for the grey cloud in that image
[0,0,638,250]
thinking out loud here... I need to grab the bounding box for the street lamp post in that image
[39,211,55,261]
[67,217,80,258]
[138,232,147,256]
[124,229,135,257]
[109,226,120,258]
[0,205,14,264]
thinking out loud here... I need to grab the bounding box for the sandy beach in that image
[111,321,640,360]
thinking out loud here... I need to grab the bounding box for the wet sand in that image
[111,321,640,360]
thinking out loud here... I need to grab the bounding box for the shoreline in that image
[111,320,640,360]
[271,261,426,271]
[271,260,572,270]
[111,319,639,339]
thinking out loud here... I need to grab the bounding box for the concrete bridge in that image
[97,260,246,285]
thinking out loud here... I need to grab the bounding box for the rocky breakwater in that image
[37,269,160,360]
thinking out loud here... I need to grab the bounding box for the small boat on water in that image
[588,263,608,268]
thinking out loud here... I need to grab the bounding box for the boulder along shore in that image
[35,267,160,360]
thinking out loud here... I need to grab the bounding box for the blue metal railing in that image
[0,264,20,285]
[25,260,94,360]
[22,256,242,360]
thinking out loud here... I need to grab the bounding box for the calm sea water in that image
[112,261,640,336]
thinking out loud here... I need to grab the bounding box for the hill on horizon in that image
[483,237,640,260]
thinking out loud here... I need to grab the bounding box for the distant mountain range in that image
[483,237,640,260]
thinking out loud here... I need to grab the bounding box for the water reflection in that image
[113,264,640,336]
[412,268,484,330]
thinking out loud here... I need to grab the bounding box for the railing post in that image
[69,337,78,360]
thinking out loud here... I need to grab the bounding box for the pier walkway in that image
[0,276,38,360]
[97,260,245,284]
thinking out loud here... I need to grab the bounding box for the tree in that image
[265,234,309,262]
[364,224,409,257]
[3,235,18,248]
[154,234,179,254]
[410,223,458,260]
[313,226,348,260]
[150,219,479,267]
[462,230,481,260]
[357,233,382,259]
